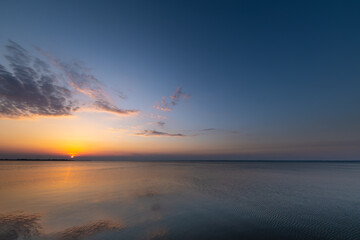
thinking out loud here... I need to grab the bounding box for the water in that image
[0,161,360,240]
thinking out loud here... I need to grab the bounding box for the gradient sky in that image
[0,0,359,160]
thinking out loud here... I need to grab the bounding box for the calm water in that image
[0,161,360,240]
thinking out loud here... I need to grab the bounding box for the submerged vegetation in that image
[0,212,123,240]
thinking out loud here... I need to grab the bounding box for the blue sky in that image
[0,0,359,159]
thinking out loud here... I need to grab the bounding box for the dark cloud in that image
[199,128,240,135]
[0,41,137,118]
[157,121,166,127]
[201,128,217,131]
[93,100,138,115]
[154,87,189,112]
[135,130,186,137]
[0,41,79,118]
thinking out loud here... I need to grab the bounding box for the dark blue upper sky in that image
[0,0,359,159]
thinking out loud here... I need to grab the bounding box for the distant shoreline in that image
[0,159,74,161]
[0,159,360,163]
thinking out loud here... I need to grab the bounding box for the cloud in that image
[154,87,189,112]
[116,91,127,100]
[0,41,137,118]
[153,99,172,112]
[134,130,186,137]
[199,128,240,135]
[37,47,138,116]
[0,41,78,118]
[170,87,190,105]
[201,128,217,131]
[93,100,138,115]
[156,121,166,127]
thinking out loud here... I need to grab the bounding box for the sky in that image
[0,0,359,160]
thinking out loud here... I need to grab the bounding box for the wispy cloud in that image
[134,130,186,137]
[154,87,189,112]
[37,46,138,116]
[0,41,137,118]
[170,87,190,105]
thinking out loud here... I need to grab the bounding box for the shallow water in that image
[0,161,360,240]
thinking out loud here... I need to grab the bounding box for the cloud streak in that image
[200,128,217,131]
[93,100,138,115]
[134,130,186,137]
[0,41,138,119]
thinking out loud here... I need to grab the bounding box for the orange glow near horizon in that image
[0,111,244,158]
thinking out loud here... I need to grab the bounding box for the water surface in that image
[0,161,359,239]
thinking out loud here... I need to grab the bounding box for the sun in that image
[68,152,77,159]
